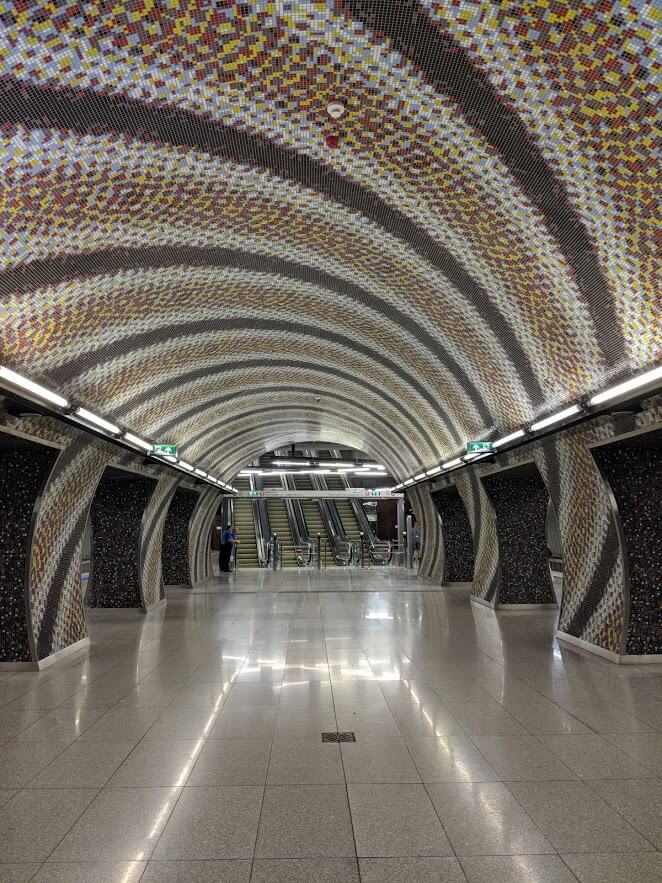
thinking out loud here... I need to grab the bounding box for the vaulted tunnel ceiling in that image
[0,1,658,481]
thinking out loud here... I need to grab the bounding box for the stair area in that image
[293,474,337,567]
[231,478,260,568]
[261,475,298,567]
[324,475,364,546]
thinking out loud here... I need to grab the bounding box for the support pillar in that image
[453,471,500,607]
[162,487,199,587]
[406,483,443,581]
[189,487,223,584]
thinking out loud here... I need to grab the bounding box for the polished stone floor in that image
[1,574,662,882]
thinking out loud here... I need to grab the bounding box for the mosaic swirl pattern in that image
[140,473,180,609]
[189,487,223,585]
[0,1,659,485]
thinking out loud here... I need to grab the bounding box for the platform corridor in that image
[1,575,661,882]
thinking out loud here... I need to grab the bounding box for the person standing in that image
[219,524,237,572]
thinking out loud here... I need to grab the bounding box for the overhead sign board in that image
[466,441,493,454]
[236,489,402,500]
[153,444,178,456]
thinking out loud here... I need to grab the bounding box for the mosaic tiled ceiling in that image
[0,1,659,480]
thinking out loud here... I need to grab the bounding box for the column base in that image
[470,594,496,609]
[0,636,91,671]
[556,630,662,664]
[142,597,167,613]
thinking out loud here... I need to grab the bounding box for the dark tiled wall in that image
[593,440,662,655]
[482,468,555,605]
[0,444,57,661]
[162,487,199,585]
[433,487,474,582]
[88,472,156,607]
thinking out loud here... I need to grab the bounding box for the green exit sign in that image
[153,444,178,457]
[248,490,260,497]
[467,441,494,454]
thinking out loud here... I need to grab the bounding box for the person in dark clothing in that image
[219,524,237,572]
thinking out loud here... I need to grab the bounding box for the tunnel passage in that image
[87,468,157,608]
[433,486,474,583]
[481,463,556,606]
[0,435,58,662]
[593,429,662,655]
[162,487,199,587]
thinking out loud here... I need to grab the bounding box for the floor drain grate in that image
[321,731,356,743]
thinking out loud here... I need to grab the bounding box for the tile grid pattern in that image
[1,576,662,881]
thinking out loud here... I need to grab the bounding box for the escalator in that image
[324,475,363,546]
[292,474,337,567]
[231,477,260,568]
[261,474,298,567]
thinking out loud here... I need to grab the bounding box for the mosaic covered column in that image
[592,433,662,657]
[535,434,627,657]
[407,484,443,582]
[433,486,474,584]
[162,487,200,587]
[189,487,223,584]
[28,439,112,663]
[0,439,58,664]
[453,471,500,607]
[139,473,181,610]
[480,464,556,606]
[88,471,157,609]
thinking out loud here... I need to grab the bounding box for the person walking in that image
[219,524,238,572]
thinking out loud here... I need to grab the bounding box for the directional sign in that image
[467,441,493,454]
[153,444,178,456]
[236,489,403,499]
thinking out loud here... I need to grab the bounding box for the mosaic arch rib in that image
[0,0,657,483]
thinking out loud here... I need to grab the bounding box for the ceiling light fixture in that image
[492,429,526,448]
[74,407,120,435]
[122,432,153,452]
[0,366,69,409]
[403,478,414,486]
[442,457,462,469]
[530,405,581,432]
[177,461,195,472]
[426,466,442,476]
[272,460,312,467]
[414,472,425,480]
[589,365,662,406]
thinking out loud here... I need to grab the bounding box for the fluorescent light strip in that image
[194,468,207,478]
[363,463,385,469]
[426,466,442,476]
[530,404,581,432]
[122,432,153,452]
[74,407,120,435]
[590,365,662,406]
[362,471,390,477]
[442,457,462,469]
[0,366,69,409]
[403,478,414,486]
[493,429,526,448]
[272,460,311,466]
[413,473,426,480]
[178,461,194,472]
